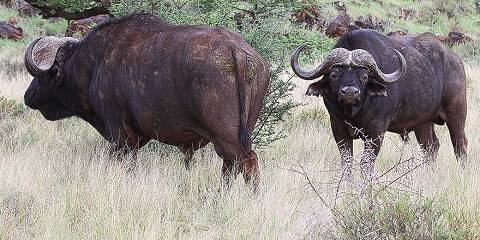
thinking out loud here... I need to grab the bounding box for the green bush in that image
[325,191,479,239]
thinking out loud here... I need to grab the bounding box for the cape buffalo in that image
[23,13,269,187]
[291,30,467,181]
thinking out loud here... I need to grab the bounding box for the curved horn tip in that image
[379,49,407,83]
[291,43,308,56]
[393,49,407,78]
[298,43,308,50]
[290,43,318,80]
[394,49,406,66]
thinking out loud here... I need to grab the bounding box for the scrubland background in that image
[1,0,480,239]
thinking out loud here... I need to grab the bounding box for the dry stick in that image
[341,121,429,204]
[375,157,415,180]
[333,167,348,210]
[375,159,428,197]
[344,121,383,147]
[390,181,425,198]
[290,163,359,238]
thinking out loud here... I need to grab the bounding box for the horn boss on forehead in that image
[349,48,407,84]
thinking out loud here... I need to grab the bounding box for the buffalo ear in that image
[306,79,329,97]
[367,83,388,97]
[49,45,73,88]
[50,65,63,88]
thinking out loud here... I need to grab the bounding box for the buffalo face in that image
[24,36,79,121]
[328,66,368,106]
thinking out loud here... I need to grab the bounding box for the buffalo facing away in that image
[291,30,467,181]
[24,13,269,187]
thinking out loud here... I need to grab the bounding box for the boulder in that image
[386,30,407,37]
[446,31,472,45]
[325,10,351,38]
[65,14,110,38]
[0,20,23,41]
[354,15,386,31]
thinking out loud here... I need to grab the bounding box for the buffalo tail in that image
[233,49,252,153]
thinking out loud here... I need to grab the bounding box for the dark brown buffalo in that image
[23,13,269,188]
[291,30,467,181]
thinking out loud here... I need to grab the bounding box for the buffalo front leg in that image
[331,119,354,183]
[104,121,149,171]
[360,134,384,185]
[177,138,209,170]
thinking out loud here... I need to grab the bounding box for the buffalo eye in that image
[360,75,368,83]
[330,72,338,80]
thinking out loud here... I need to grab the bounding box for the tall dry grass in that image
[1,55,480,239]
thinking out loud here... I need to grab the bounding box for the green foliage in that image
[421,0,472,20]
[453,42,480,63]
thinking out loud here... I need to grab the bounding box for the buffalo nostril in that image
[340,86,360,96]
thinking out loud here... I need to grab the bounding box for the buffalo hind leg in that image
[213,140,259,191]
[446,118,468,162]
[441,87,468,162]
[179,147,194,170]
[414,122,440,162]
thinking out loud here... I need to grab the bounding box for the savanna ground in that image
[1,1,480,239]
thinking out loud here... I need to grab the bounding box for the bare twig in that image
[376,159,428,196]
